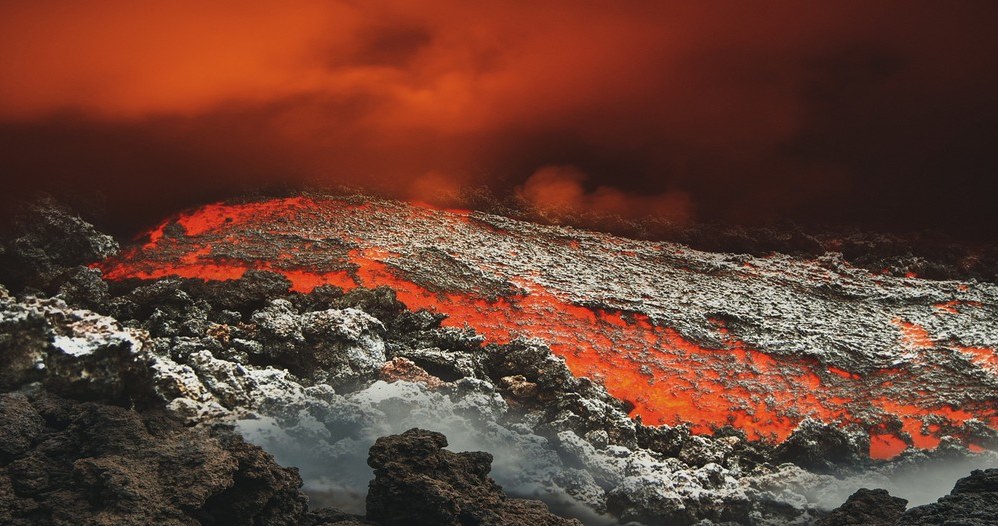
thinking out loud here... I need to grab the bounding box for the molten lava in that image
[97,197,998,459]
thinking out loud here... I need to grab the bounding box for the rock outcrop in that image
[898,468,998,526]
[366,428,581,526]
[0,391,307,526]
[816,488,907,526]
[0,198,119,292]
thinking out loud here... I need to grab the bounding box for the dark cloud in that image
[1,1,997,240]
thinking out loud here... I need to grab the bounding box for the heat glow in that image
[97,198,998,460]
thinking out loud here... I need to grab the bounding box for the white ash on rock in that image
[4,203,998,525]
[2,271,989,525]
[248,299,388,386]
[0,289,603,526]
[0,288,147,404]
[94,196,998,470]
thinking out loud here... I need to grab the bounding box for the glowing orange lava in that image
[96,198,998,459]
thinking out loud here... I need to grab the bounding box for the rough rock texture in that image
[898,468,998,526]
[379,357,444,389]
[366,428,581,526]
[772,419,868,474]
[0,198,119,292]
[3,200,998,526]
[0,391,307,526]
[96,197,998,458]
[4,254,995,525]
[0,290,148,404]
[815,488,907,525]
[249,299,387,386]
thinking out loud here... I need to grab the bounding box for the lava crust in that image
[97,196,998,459]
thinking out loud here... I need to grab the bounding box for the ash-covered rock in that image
[3,201,998,526]
[898,468,998,525]
[0,289,148,404]
[249,298,387,386]
[3,267,993,525]
[366,428,581,526]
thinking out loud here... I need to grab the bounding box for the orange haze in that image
[1,1,998,237]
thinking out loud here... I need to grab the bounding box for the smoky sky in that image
[1,1,997,239]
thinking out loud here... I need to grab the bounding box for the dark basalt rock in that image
[0,391,308,526]
[816,488,907,525]
[365,428,582,526]
[188,269,295,315]
[898,468,998,526]
[772,419,868,473]
[0,198,119,292]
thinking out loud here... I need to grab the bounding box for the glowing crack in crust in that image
[97,196,998,459]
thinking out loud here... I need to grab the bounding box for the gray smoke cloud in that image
[234,379,619,524]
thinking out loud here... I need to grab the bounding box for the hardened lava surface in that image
[97,196,998,459]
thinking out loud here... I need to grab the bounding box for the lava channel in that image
[97,197,998,459]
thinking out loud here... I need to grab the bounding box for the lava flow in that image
[97,196,998,459]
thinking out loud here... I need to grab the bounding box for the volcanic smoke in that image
[3,1,998,240]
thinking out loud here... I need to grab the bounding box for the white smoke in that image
[234,379,617,524]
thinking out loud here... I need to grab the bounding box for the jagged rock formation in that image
[0,280,593,525]
[820,469,998,526]
[4,255,993,524]
[366,428,580,526]
[815,489,907,525]
[898,468,998,525]
[0,198,119,292]
[0,391,308,526]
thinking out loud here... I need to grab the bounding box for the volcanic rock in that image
[0,198,119,292]
[1,253,983,526]
[95,196,998,460]
[0,292,148,404]
[248,300,387,386]
[379,357,444,389]
[815,488,907,525]
[0,391,307,526]
[898,468,998,525]
[5,199,998,526]
[773,419,868,474]
[365,428,581,526]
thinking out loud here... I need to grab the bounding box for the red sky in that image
[2,1,997,238]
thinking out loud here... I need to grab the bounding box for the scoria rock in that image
[898,468,998,526]
[815,488,907,525]
[365,428,582,526]
[0,197,118,292]
[0,293,148,404]
[0,391,308,526]
[6,203,998,526]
